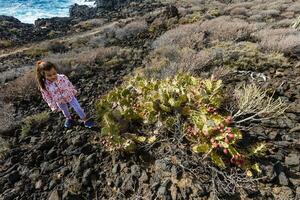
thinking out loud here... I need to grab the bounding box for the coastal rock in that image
[35,17,72,31]
[0,15,34,47]
[95,0,138,10]
[69,4,96,20]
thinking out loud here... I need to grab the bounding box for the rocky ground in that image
[0,0,300,199]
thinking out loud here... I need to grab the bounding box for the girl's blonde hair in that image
[35,60,57,90]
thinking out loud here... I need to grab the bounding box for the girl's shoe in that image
[64,118,74,128]
[84,120,94,128]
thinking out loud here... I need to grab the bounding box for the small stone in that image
[30,136,39,143]
[157,186,167,196]
[285,153,300,166]
[49,180,57,190]
[290,177,300,186]
[296,187,300,199]
[139,171,149,183]
[278,172,289,186]
[268,131,278,140]
[46,147,57,160]
[273,186,294,200]
[131,165,140,178]
[35,180,43,189]
[112,164,120,174]
[264,165,275,181]
[289,125,300,133]
[48,189,61,200]
[82,168,92,186]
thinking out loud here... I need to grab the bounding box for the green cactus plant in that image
[96,73,265,174]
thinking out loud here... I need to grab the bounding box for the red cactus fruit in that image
[223,148,228,154]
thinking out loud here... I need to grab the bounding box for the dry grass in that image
[73,18,106,30]
[199,16,255,42]
[0,71,37,102]
[0,40,13,48]
[0,136,9,159]
[0,102,16,136]
[198,41,289,71]
[87,34,107,48]
[151,22,205,50]
[21,111,50,138]
[141,45,213,79]
[115,20,148,40]
[229,7,249,16]
[44,46,122,70]
[255,28,300,56]
[231,84,288,124]
[286,3,300,13]
[291,15,300,29]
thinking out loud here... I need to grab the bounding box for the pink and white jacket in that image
[41,74,77,111]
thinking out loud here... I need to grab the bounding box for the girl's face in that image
[44,67,57,82]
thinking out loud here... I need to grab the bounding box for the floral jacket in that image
[41,74,77,111]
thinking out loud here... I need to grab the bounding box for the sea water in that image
[0,0,95,24]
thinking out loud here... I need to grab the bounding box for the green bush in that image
[96,74,265,173]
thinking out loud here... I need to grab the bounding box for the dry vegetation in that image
[199,16,256,42]
[0,103,16,136]
[254,28,300,56]
[20,111,50,138]
[230,84,288,124]
[115,20,148,40]
[0,71,37,102]
[151,22,205,50]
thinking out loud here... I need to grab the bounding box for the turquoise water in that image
[0,0,95,24]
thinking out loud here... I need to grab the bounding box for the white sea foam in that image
[0,0,96,24]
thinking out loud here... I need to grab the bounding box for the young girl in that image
[35,60,94,128]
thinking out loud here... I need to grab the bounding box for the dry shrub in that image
[0,102,15,136]
[0,71,37,102]
[75,46,121,65]
[272,19,294,28]
[199,16,255,41]
[259,9,281,18]
[255,28,300,56]
[21,111,50,138]
[249,14,264,22]
[45,46,122,70]
[151,22,205,50]
[115,20,148,40]
[291,15,300,29]
[74,18,106,29]
[87,34,107,48]
[70,37,91,49]
[286,3,300,13]
[141,46,211,79]
[0,136,9,159]
[251,0,290,12]
[0,40,13,48]
[224,2,253,16]
[224,2,254,13]
[281,11,296,19]
[199,41,289,71]
[23,40,69,57]
[229,7,249,16]
[232,84,288,124]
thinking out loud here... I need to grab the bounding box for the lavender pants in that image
[57,97,86,119]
